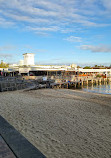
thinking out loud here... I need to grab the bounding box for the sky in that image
[0,0,111,66]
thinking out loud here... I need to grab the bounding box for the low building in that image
[1,53,111,78]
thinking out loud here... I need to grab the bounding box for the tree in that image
[83,66,91,69]
[0,60,9,68]
[77,65,81,68]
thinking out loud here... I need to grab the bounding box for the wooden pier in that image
[0,76,110,92]
[51,77,111,89]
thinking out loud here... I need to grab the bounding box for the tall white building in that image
[23,53,35,66]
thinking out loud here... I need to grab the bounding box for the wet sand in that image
[0,89,111,158]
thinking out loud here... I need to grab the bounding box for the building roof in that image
[23,53,34,55]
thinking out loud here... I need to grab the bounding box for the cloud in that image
[80,44,111,52]
[0,0,110,34]
[102,0,111,10]
[64,36,82,42]
[26,26,60,32]
[0,16,15,27]
[26,26,60,36]
[22,45,47,52]
[0,45,16,51]
[0,45,16,60]
[0,53,13,59]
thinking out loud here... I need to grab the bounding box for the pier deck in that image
[0,76,110,92]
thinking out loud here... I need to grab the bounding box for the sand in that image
[0,89,111,158]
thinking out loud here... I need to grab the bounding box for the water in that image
[83,83,111,94]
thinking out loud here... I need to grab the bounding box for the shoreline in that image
[81,83,111,95]
[0,89,111,158]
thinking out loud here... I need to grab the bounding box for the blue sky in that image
[0,0,111,66]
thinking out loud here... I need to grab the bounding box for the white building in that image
[23,53,34,66]
[19,60,24,66]
[70,64,77,68]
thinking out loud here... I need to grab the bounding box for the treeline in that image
[77,65,111,69]
[0,60,9,68]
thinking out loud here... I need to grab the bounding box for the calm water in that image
[83,83,111,94]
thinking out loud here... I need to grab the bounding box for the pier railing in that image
[0,77,35,92]
[0,76,110,91]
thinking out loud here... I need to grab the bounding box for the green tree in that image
[0,60,9,68]
[83,66,91,69]
[77,65,81,68]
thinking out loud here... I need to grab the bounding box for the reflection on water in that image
[83,83,111,94]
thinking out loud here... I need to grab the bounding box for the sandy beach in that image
[0,89,111,158]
